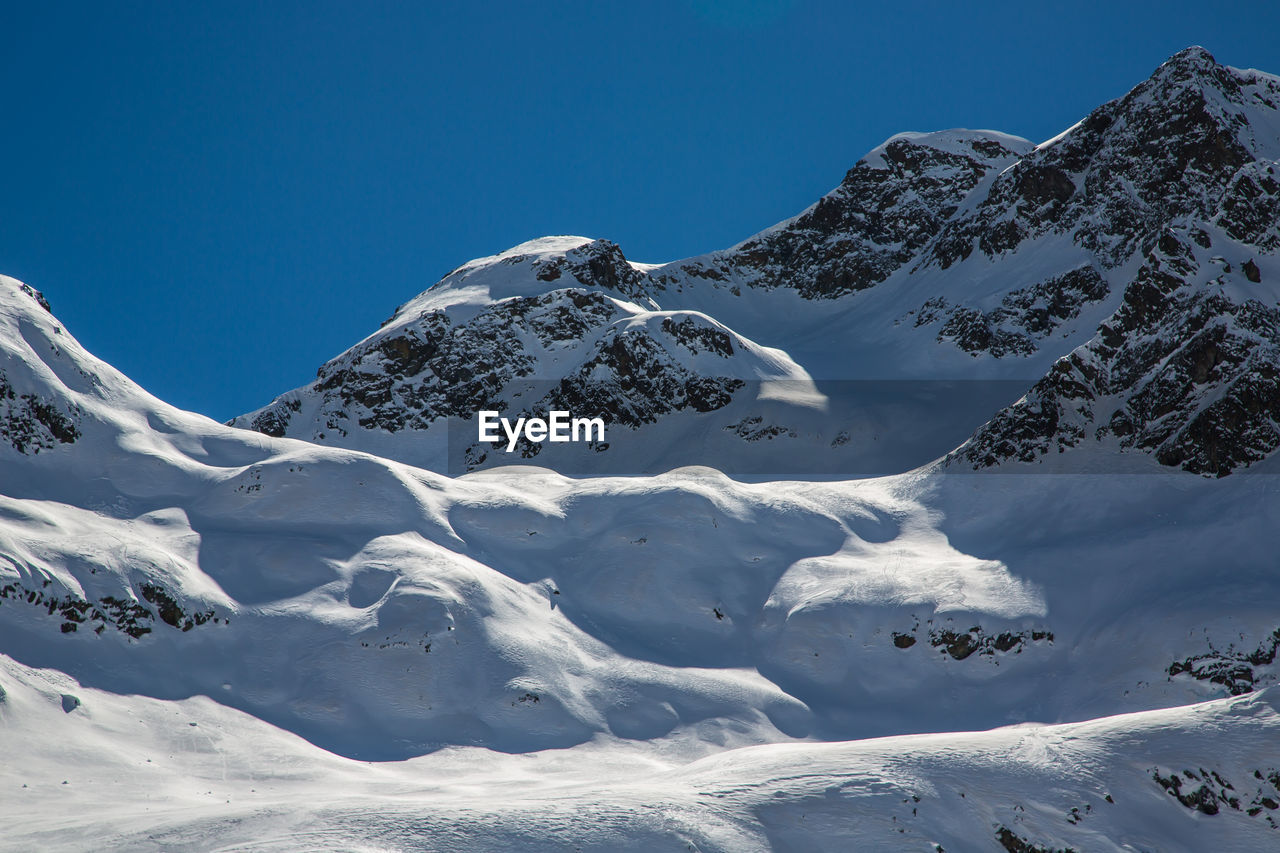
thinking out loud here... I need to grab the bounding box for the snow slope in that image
[6,263,1280,849]
[8,655,1280,852]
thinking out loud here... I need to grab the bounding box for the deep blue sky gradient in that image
[2,1,1278,419]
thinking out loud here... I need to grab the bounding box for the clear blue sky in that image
[2,1,1277,420]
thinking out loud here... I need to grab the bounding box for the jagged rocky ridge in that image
[255,287,633,439]
[951,227,1280,476]
[240,268,811,472]
[924,47,1280,270]
[651,129,1031,298]
[234,47,1280,478]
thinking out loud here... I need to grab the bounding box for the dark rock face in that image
[544,320,746,427]
[952,231,1280,476]
[1167,627,1280,696]
[655,133,1028,299]
[0,579,223,639]
[17,283,52,313]
[660,316,735,357]
[1216,162,1280,252]
[915,266,1109,357]
[250,288,628,440]
[529,239,655,303]
[995,826,1077,853]
[941,51,1280,477]
[1149,766,1280,824]
[890,621,1053,659]
[724,415,792,442]
[462,314,749,468]
[0,369,81,454]
[927,48,1276,271]
[250,399,299,438]
[663,48,1276,308]
[244,277,759,470]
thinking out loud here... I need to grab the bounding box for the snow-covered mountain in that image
[232,47,1280,481]
[5,46,1280,851]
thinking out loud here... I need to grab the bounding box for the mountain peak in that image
[1136,45,1240,99]
[856,129,1032,171]
[386,235,656,332]
[1161,45,1218,72]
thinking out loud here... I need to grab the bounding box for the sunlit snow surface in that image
[8,655,1280,852]
[5,259,1280,850]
